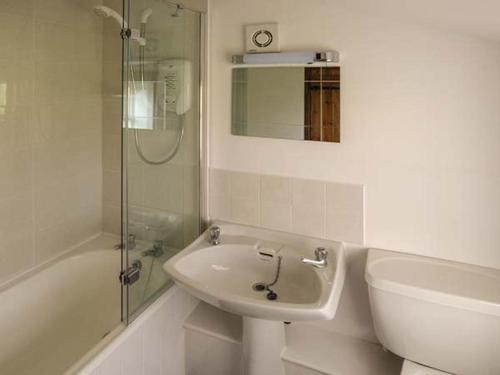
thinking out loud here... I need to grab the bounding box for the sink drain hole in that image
[252,256,283,300]
[253,282,267,291]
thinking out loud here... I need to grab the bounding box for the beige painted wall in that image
[209,0,500,270]
[0,0,103,284]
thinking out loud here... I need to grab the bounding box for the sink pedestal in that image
[242,317,285,375]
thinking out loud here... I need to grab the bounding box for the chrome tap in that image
[114,233,137,250]
[301,247,328,268]
[128,234,136,250]
[142,240,164,258]
[208,226,221,246]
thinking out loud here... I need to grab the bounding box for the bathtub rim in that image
[0,232,120,294]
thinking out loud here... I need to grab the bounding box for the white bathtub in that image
[0,233,174,375]
[0,235,123,375]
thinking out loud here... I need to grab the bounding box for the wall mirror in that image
[231,65,340,142]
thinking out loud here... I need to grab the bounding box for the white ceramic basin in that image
[164,222,346,321]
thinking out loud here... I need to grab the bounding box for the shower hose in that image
[132,25,184,166]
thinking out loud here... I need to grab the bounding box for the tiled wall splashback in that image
[210,169,365,244]
[0,0,103,284]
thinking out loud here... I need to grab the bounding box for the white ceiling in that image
[333,0,500,43]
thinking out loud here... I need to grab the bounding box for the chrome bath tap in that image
[301,247,328,268]
[113,233,137,250]
[208,226,221,245]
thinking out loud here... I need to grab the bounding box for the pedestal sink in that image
[163,222,346,375]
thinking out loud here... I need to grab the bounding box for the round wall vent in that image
[245,23,280,53]
[252,30,273,48]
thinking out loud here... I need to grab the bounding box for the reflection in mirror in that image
[232,66,340,142]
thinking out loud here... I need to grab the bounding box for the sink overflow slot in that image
[258,251,274,258]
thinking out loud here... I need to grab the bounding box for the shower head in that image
[140,8,153,24]
[93,5,128,28]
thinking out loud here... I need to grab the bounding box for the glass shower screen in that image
[121,0,202,321]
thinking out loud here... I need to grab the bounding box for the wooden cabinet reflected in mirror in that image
[231,65,341,143]
[304,67,340,142]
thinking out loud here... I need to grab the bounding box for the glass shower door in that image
[121,0,202,321]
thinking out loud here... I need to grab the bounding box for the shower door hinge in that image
[119,260,142,285]
[121,28,132,39]
[121,28,142,41]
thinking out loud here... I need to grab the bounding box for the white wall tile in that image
[34,0,103,31]
[261,203,292,232]
[230,172,260,201]
[0,1,34,18]
[326,183,364,215]
[0,61,34,107]
[210,194,231,222]
[35,22,79,62]
[103,133,121,172]
[183,165,200,216]
[326,212,364,245]
[103,170,121,207]
[102,98,121,135]
[0,106,32,155]
[326,183,365,244]
[291,204,325,238]
[102,61,122,97]
[103,204,121,235]
[0,13,34,61]
[0,193,33,239]
[231,198,259,226]
[0,229,35,283]
[210,168,231,196]
[34,182,69,231]
[292,179,326,209]
[0,149,32,199]
[143,164,184,213]
[128,177,145,208]
[260,175,291,204]
[210,169,261,227]
[34,225,65,263]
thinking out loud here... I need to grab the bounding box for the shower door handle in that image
[119,260,142,286]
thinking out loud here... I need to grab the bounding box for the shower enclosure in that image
[0,0,204,373]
